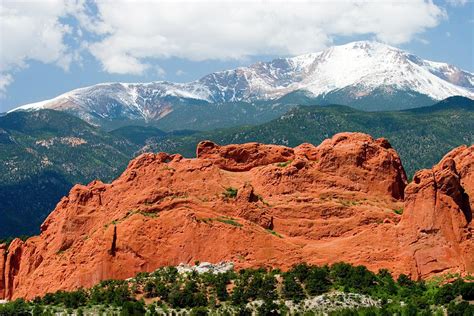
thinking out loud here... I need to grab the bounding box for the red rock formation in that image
[0,132,472,300]
[0,243,6,298]
[399,145,473,278]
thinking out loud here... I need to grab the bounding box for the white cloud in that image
[0,73,13,98]
[417,38,430,45]
[0,0,449,85]
[446,0,468,6]
[0,0,78,73]
[176,70,186,76]
[0,0,85,97]
[85,0,446,74]
[156,66,166,78]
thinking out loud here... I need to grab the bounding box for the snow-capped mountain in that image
[11,41,474,129]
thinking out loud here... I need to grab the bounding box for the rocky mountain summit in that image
[0,133,472,300]
[10,41,474,129]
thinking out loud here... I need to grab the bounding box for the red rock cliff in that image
[0,133,472,300]
[399,145,473,278]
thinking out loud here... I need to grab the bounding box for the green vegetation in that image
[2,97,472,239]
[393,207,404,215]
[216,217,243,227]
[266,229,283,238]
[0,235,31,247]
[196,216,243,227]
[0,110,138,238]
[147,96,474,179]
[277,160,293,168]
[1,262,473,315]
[223,187,238,199]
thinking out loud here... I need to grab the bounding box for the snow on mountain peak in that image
[10,41,473,122]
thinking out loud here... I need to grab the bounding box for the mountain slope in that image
[10,41,473,129]
[143,96,474,177]
[0,110,138,238]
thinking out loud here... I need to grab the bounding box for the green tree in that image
[282,274,305,302]
[306,267,331,295]
[120,300,146,316]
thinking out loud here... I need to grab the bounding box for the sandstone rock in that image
[0,133,471,300]
[196,141,295,171]
[0,244,6,299]
[400,145,473,278]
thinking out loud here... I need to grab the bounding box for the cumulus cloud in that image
[0,0,448,88]
[0,73,13,98]
[0,0,84,97]
[85,0,446,74]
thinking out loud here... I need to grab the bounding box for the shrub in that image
[277,160,292,168]
[89,280,133,306]
[282,274,306,302]
[168,280,208,308]
[120,300,146,315]
[459,281,474,300]
[217,217,243,227]
[393,208,403,215]
[289,263,311,282]
[190,306,209,316]
[447,300,474,316]
[306,267,331,295]
[223,187,238,198]
[0,299,30,316]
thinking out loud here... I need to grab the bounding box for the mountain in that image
[143,96,474,177]
[0,110,138,238]
[1,134,472,300]
[10,41,473,130]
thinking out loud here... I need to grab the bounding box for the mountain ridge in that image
[0,110,138,237]
[9,41,473,129]
[143,96,474,177]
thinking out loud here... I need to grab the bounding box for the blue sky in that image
[0,0,473,112]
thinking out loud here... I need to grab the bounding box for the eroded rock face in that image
[400,145,473,278]
[0,133,472,300]
[196,141,295,171]
[0,244,6,298]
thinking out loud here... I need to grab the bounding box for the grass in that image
[168,193,189,200]
[256,194,271,207]
[393,208,404,215]
[162,165,176,171]
[223,187,238,199]
[266,229,283,238]
[217,217,243,227]
[196,217,214,224]
[141,212,158,218]
[104,209,159,229]
[197,216,243,227]
[277,160,293,168]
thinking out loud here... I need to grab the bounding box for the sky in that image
[0,0,473,112]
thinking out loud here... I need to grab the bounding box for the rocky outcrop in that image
[0,133,472,300]
[399,145,473,278]
[0,244,6,298]
[196,141,295,171]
